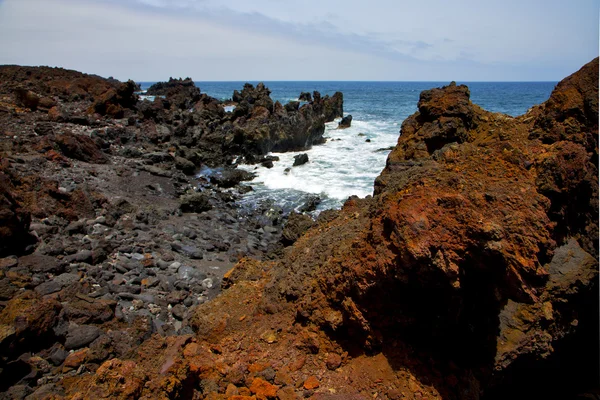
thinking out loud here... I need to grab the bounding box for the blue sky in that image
[0,0,597,81]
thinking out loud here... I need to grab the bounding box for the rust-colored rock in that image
[249,377,278,399]
[302,376,320,390]
[63,348,89,372]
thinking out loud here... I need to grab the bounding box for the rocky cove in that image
[0,58,597,399]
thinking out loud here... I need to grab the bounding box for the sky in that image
[0,0,597,81]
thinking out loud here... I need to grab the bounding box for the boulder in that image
[13,88,40,111]
[338,115,352,129]
[293,154,309,167]
[208,168,255,188]
[179,193,212,213]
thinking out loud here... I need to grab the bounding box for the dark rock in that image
[299,195,321,213]
[64,325,102,350]
[175,156,196,175]
[49,346,69,366]
[18,254,61,273]
[233,82,274,112]
[0,278,17,300]
[299,92,312,102]
[34,122,55,136]
[281,212,315,246]
[62,296,117,324]
[34,280,62,296]
[143,152,174,164]
[171,243,203,259]
[0,172,33,257]
[171,304,186,320]
[146,77,195,96]
[64,249,93,263]
[209,168,255,188]
[321,91,344,122]
[338,115,352,129]
[261,160,274,168]
[14,88,40,110]
[90,80,138,118]
[180,193,212,213]
[293,154,309,167]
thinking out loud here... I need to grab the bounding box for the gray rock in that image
[143,152,174,164]
[49,347,69,366]
[65,325,102,350]
[156,259,170,270]
[171,304,186,320]
[293,153,309,167]
[177,265,207,281]
[65,250,93,264]
[180,193,212,213]
[171,242,203,259]
[34,273,79,295]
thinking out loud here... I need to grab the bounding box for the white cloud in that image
[0,0,597,81]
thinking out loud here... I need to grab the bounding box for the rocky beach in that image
[0,57,598,400]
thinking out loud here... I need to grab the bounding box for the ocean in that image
[139,81,557,214]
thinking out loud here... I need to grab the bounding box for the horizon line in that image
[136,79,559,83]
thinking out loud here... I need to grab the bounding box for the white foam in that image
[239,116,399,209]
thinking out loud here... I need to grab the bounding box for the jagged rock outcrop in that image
[56,59,598,400]
[90,80,138,118]
[146,77,195,96]
[338,114,352,129]
[212,84,344,161]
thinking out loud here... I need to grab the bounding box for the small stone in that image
[63,348,89,372]
[325,353,342,370]
[303,376,319,390]
[132,299,144,309]
[249,377,278,399]
[171,304,186,320]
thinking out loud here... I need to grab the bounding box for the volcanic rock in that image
[293,154,309,166]
[338,114,352,129]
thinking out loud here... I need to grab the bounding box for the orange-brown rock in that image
[0,291,62,357]
[63,348,89,372]
[302,376,320,390]
[249,377,278,399]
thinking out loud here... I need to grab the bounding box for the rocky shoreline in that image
[0,66,343,398]
[0,59,598,399]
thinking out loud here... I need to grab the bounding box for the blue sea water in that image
[139,81,557,212]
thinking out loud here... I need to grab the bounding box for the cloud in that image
[0,0,597,81]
